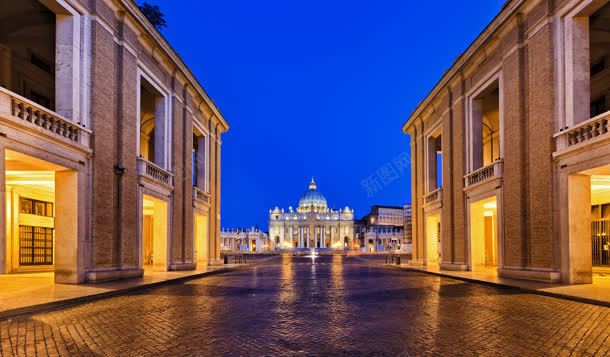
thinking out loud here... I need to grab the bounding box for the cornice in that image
[115,0,230,133]
[401,0,525,134]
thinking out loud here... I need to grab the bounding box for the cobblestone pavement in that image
[1,255,609,356]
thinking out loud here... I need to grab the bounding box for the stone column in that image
[299,227,303,248]
[321,226,325,248]
[471,99,483,170]
[153,96,167,168]
[55,170,85,283]
[196,135,207,190]
[427,136,438,192]
[215,137,222,262]
[567,174,592,283]
[55,13,80,121]
[566,16,591,125]
[0,146,5,274]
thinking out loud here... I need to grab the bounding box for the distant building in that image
[356,205,411,252]
[404,204,412,244]
[221,228,272,252]
[269,178,355,251]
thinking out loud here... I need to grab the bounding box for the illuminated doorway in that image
[425,214,441,265]
[194,213,209,267]
[2,150,80,283]
[141,194,169,272]
[469,196,498,271]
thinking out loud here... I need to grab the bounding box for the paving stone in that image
[0,256,609,356]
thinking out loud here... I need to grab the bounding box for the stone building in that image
[269,178,355,251]
[356,205,410,252]
[221,228,272,253]
[0,0,228,283]
[403,203,412,245]
[403,0,610,284]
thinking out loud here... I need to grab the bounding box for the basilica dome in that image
[298,178,328,210]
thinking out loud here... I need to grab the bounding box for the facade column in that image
[196,135,207,190]
[321,226,325,248]
[566,174,592,283]
[153,96,167,168]
[299,227,303,247]
[0,146,5,274]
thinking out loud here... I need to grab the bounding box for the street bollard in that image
[224,255,228,264]
[396,256,401,265]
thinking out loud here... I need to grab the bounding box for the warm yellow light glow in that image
[483,201,497,210]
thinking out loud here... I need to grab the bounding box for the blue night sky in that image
[151,0,505,229]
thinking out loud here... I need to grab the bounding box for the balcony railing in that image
[424,187,443,205]
[0,87,90,147]
[555,111,610,151]
[464,159,503,188]
[137,157,173,186]
[193,186,211,205]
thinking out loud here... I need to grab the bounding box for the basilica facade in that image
[269,179,355,251]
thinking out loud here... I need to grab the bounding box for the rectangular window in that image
[20,197,53,217]
[19,225,54,266]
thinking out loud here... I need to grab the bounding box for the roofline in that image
[120,0,230,132]
[401,0,522,134]
[371,205,405,210]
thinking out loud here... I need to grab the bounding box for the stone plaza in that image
[0,256,608,356]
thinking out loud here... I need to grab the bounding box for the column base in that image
[209,259,224,266]
[85,267,144,282]
[498,267,561,282]
[439,263,468,271]
[169,262,196,271]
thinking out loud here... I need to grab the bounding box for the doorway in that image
[2,150,80,283]
[194,213,209,267]
[469,196,498,271]
[425,214,441,265]
[141,194,169,272]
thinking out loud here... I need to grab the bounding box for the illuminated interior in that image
[425,214,441,264]
[4,150,64,273]
[590,174,610,267]
[469,196,498,271]
[194,213,209,266]
[142,194,168,272]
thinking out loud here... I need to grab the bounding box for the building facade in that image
[356,205,410,252]
[403,0,610,284]
[269,178,355,251]
[0,0,228,283]
[403,204,413,245]
[221,228,272,252]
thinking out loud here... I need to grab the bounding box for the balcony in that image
[555,111,610,153]
[137,157,173,187]
[193,186,211,205]
[424,187,443,206]
[464,159,503,189]
[0,87,91,148]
